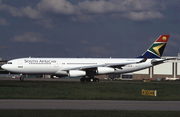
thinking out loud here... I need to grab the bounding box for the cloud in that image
[37,0,165,21]
[81,40,89,44]
[0,0,42,19]
[13,32,50,43]
[123,11,164,21]
[37,0,76,15]
[88,46,109,55]
[0,17,9,26]
[21,6,42,19]
[65,48,73,52]
[34,19,53,28]
[37,0,162,14]
[0,0,166,23]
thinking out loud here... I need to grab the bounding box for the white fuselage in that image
[1,57,157,77]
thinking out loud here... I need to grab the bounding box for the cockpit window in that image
[7,62,12,64]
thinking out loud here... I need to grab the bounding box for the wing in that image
[61,61,143,71]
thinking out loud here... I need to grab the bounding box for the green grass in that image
[0,110,180,117]
[1,80,180,100]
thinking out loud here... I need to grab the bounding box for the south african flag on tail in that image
[138,35,170,58]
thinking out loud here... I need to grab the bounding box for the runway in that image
[1,100,180,110]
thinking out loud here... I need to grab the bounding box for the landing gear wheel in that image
[94,78,99,82]
[80,77,99,82]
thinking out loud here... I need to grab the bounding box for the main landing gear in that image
[80,76,99,82]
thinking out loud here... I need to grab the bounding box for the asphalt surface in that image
[0,100,180,110]
[0,77,81,82]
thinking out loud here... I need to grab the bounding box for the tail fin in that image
[138,35,170,58]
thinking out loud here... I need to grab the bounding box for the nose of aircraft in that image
[1,64,7,70]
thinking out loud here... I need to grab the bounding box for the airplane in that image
[1,35,170,82]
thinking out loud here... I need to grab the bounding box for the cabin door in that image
[18,60,23,68]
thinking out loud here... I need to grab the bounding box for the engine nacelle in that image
[97,67,115,74]
[68,70,86,77]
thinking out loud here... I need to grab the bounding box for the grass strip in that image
[1,80,180,100]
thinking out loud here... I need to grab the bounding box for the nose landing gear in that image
[20,74,24,81]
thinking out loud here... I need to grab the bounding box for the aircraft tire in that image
[80,78,99,82]
[94,78,99,82]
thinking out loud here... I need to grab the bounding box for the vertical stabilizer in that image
[138,35,170,58]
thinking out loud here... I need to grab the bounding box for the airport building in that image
[133,57,179,80]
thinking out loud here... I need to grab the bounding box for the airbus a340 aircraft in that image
[2,35,170,82]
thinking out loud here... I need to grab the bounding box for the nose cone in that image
[1,64,8,70]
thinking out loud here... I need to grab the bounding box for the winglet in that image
[138,35,170,58]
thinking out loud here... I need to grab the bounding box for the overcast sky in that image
[0,0,180,60]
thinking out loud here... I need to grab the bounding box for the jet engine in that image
[68,70,86,77]
[97,67,115,74]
